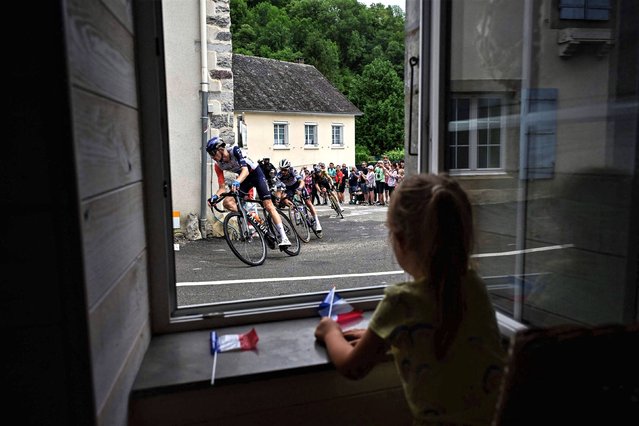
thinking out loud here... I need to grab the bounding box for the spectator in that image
[348,167,359,204]
[315,173,507,425]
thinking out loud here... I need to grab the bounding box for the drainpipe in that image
[199,0,209,236]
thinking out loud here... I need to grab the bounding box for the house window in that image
[447,96,504,172]
[274,122,288,146]
[331,124,343,146]
[305,124,317,146]
[558,0,610,21]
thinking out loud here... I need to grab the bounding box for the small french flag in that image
[318,287,363,324]
[210,327,259,354]
[210,328,259,385]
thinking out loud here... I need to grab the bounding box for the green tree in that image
[229,0,405,155]
[350,58,404,157]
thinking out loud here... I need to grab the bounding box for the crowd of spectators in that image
[301,158,405,206]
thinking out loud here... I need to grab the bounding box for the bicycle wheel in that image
[329,193,344,219]
[223,212,267,266]
[309,214,323,239]
[269,214,301,256]
[289,205,310,243]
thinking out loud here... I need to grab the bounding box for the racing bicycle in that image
[209,191,300,266]
[285,193,323,242]
[321,187,344,219]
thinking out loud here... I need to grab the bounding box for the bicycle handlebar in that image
[209,191,265,214]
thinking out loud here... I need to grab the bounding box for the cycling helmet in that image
[205,136,225,155]
[279,159,291,169]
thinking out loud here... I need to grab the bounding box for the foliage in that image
[381,147,405,163]
[230,0,405,156]
[355,144,374,164]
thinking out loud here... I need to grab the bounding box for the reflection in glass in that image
[447,0,637,327]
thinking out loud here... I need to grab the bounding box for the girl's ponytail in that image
[428,178,474,360]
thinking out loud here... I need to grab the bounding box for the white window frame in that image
[331,124,344,148]
[273,122,290,149]
[304,123,319,148]
[447,95,506,175]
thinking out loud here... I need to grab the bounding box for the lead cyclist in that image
[206,137,291,248]
[276,159,322,233]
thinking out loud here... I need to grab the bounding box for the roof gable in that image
[232,54,362,115]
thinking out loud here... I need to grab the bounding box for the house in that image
[232,54,362,171]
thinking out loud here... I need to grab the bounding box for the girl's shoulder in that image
[384,279,429,299]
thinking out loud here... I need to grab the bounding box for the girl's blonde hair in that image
[387,173,474,360]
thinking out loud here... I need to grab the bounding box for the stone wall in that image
[207,0,234,144]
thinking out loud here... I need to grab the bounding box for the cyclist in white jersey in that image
[276,159,322,232]
[206,137,291,248]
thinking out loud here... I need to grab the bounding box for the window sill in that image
[304,146,320,150]
[131,310,523,398]
[273,145,291,150]
[131,313,372,398]
[330,145,345,149]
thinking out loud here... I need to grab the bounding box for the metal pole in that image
[199,0,210,236]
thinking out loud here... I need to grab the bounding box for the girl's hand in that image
[314,317,341,343]
[343,328,366,340]
[343,328,366,347]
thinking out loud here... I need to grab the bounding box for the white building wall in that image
[164,0,234,230]
[232,111,357,171]
[163,1,202,224]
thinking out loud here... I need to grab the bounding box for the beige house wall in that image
[233,111,357,172]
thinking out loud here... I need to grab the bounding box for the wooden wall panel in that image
[66,0,137,108]
[89,253,149,409]
[81,182,146,306]
[72,88,142,200]
[97,320,151,426]
[101,0,135,34]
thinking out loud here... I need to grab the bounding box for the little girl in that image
[315,173,506,425]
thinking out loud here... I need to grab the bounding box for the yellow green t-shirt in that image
[368,270,506,425]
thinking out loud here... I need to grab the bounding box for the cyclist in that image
[315,163,344,213]
[206,137,291,248]
[276,159,322,232]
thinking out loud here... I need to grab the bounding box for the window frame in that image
[273,121,289,147]
[331,123,344,147]
[558,0,611,21]
[304,123,318,147]
[447,94,507,176]
[136,2,386,334]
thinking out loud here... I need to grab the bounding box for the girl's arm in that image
[315,318,387,380]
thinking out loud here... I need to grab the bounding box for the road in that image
[174,202,404,307]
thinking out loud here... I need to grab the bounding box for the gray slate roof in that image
[233,54,362,116]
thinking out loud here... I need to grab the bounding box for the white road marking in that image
[177,270,406,287]
[177,244,573,287]
[471,244,574,258]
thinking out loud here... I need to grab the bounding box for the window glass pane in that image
[490,128,500,146]
[162,0,406,320]
[457,146,469,169]
[478,128,488,146]
[332,125,343,145]
[477,145,487,168]
[448,0,637,327]
[488,146,500,168]
[305,125,316,145]
[274,124,286,145]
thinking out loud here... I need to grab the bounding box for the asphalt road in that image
[174,201,404,307]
